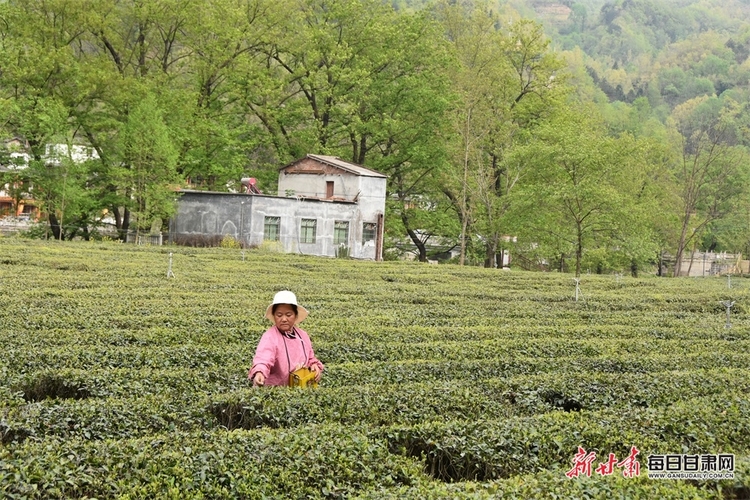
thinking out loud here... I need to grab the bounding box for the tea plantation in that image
[1,239,748,499]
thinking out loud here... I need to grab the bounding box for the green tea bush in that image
[0,240,747,497]
[0,426,420,499]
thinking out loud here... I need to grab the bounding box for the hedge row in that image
[0,426,419,499]
[210,368,750,430]
[383,394,750,482]
[3,424,746,500]
[3,366,747,444]
[352,461,750,500]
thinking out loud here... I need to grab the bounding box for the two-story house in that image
[169,154,387,260]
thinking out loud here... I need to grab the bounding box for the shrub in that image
[172,234,223,247]
[219,235,241,249]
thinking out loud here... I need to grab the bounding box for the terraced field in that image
[0,239,748,498]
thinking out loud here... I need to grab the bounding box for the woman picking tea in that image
[249,291,324,387]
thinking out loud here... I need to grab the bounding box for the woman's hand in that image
[253,372,265,386]
[310,364,322,383]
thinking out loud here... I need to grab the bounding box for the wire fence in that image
[125,231,164,246]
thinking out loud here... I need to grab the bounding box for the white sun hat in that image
[264,290,309,323]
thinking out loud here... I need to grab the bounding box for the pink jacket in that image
[249,326,324,386]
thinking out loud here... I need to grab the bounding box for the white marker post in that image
[573,278,584,303]
[167,252,175,278]
[720,300,735,329]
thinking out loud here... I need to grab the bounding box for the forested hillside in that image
[1,0,749,275]
[536,0,750,107]
[517,0,750,274]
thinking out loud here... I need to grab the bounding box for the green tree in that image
[120,94,179,237]
[175,0,275,190]
[670,96,750,276]
[569,3,588,33]
[25,147,106,240]
[0,1,91,235]
[71,0,198,237]
[243,0,453,261]
[517,105,657,276]
[436,0,567,267]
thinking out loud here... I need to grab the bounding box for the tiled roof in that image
[284,154,387,178]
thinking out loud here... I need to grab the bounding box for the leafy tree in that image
[175,0,275,190]
[436,0,567,267]
[120,94,179,236]
[71,0,199,237]
[569,3,588,34]
[670,96,750,276]
[384,193,460,261]
[242,0,454,261]
[0,0,89,235]
[516,105,657,276]
[25,149,104,240]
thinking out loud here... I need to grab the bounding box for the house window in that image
[264,216,280,241]
[363,222,376,243]
[334,221,349,245]
[326,181,334,198]
[300,218,316,243]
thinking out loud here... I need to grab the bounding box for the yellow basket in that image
[289,367,318,388]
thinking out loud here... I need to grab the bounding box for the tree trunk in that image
[673,212,691,277]
[575,223,583,277]
[401,210,427,262]
[657,251,663,277]
[48,213,62,240]
[687,249,696,277]
[484,234,499,268]
[406,227,427,262]
[114,207,131,241]
[460,111,471,266]
[459,212,469,266]
[123,208,130,239]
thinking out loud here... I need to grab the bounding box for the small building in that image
[1,139,34,218]
[169,154,387,260]
[0,140,100,219]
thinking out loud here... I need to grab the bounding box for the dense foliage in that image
[1,0,750,273]
[0,239,748,498]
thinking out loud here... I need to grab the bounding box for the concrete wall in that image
[675,251,747,277]
[170,191,381,259]
[277,171,385,221]
[357,176,386,222]
[278,171,353,199]
[276,161,386,224]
